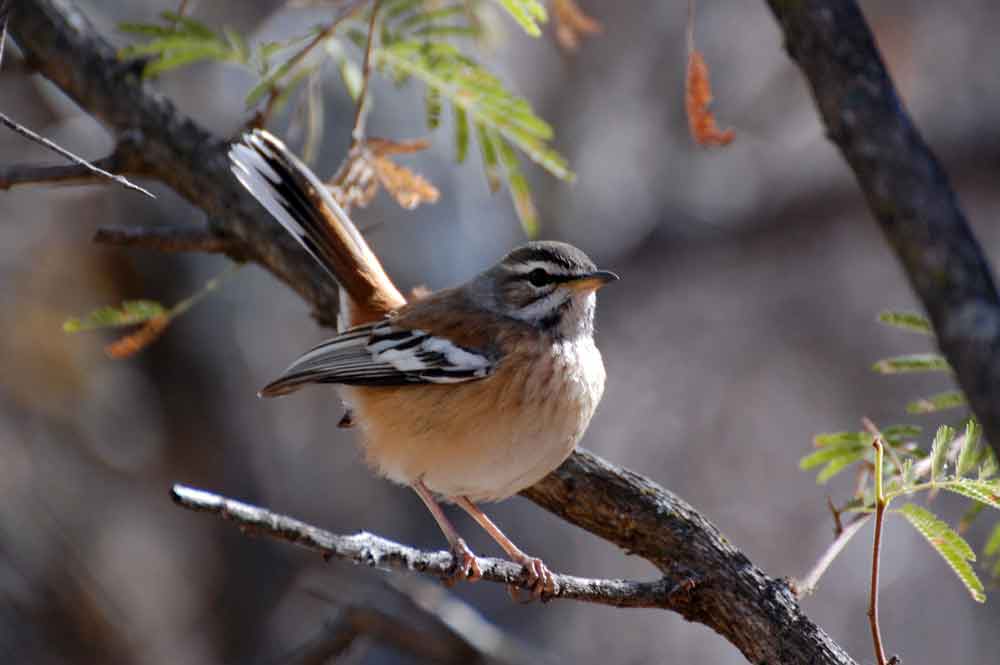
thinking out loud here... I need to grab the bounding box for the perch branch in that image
[766,0,1000,463]
[171,484,681,609]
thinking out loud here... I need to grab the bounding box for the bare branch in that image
[795,514,871,597]
[93,225,249,259]
[0,114,155,198]
[171,484,682,610]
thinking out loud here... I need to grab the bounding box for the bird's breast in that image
[343,335,606,502]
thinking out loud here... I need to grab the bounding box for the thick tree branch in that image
[171,484,681,609]
[6,2,865,663]
[766,1,1000,462]
[94,225,250,260]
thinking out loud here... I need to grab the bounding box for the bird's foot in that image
[444,538,482,586]
[506,553,555,602]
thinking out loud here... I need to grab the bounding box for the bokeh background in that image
[2,1,999,663]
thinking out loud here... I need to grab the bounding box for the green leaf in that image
[957,421,983,477]
[338,57,364,102]
[877,310,933,334]
[882,424,922,444]
[931,425,955,482]
[800,440,868,471]
[907,390,966,414]
[816,455,863,484]
[425,87,442,129]
[985,523,1000,557]
[496,133,538,237]
[453,104,469,163]
[494,0,547,36]
[376,40,573,181]
[117,15,250,78]
[940,478,1000,510]
[813,431,871,447]
[899,503,985,602]
[63,300,167,333]
[872,353,951,374]
[476,121,501,192]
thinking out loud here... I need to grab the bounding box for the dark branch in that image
[94,225,250,260]
[171,484,681,609]
[765,0,1000,462]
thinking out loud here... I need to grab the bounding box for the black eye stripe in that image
[520,268,576,286]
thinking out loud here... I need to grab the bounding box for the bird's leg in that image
[412,480,482,584]
[454,496,555,599]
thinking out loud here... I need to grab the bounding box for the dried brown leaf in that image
[104,315,170,359]
[328,138,438,211]
[552,0,602,53]
[685,48,734,147]
[372,156,440,210]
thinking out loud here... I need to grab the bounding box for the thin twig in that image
[794,514,871,596]
[868,431,889,665]
[0,115,155,198]
[351,0,380,142]
[170,484,681,609]
[255,0,368,129]
[94,225,249,259]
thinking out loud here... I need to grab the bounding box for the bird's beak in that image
[563,270,620,293]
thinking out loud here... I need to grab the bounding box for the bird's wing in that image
[259,320,497,397]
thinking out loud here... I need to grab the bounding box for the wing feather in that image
[259,321,497,397]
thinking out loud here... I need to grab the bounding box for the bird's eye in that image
[527,268,550,287]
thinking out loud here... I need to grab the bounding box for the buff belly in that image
[341,337,605,502]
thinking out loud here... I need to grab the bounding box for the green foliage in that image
[119,12,251,78]
[376,37,570,234]
[63,300,166,332]
[800,432,869,484]
[878,310,933,334]
[930,425,954,483]
[907,390,966,414]
[872,353,951,374]
[118,2,571,237]
[899,503,985,602]
[985,524,1000,579]
[494,0,548,36]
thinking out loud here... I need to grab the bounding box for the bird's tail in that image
[229,130,405,326]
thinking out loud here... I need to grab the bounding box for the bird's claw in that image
[506,554,555,602]
[444,538,482,586]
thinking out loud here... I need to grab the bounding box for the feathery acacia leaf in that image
[118,13,250,78]
[878,310,933,334]
[957,421,983,477]
[939,479,1000,510]
[899,503,985,602]
[495,0,548,36]
[63,300,167,332]
[931,425,955,483]
[907,390,966,414]
[872,353,951,374]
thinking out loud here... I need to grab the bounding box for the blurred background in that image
[2,0,999,663]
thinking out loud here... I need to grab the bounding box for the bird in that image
[229,129,617,595]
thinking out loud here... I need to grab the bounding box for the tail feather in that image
[229,130,405,325]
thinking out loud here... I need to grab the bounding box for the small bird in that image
[230,130,617,595]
